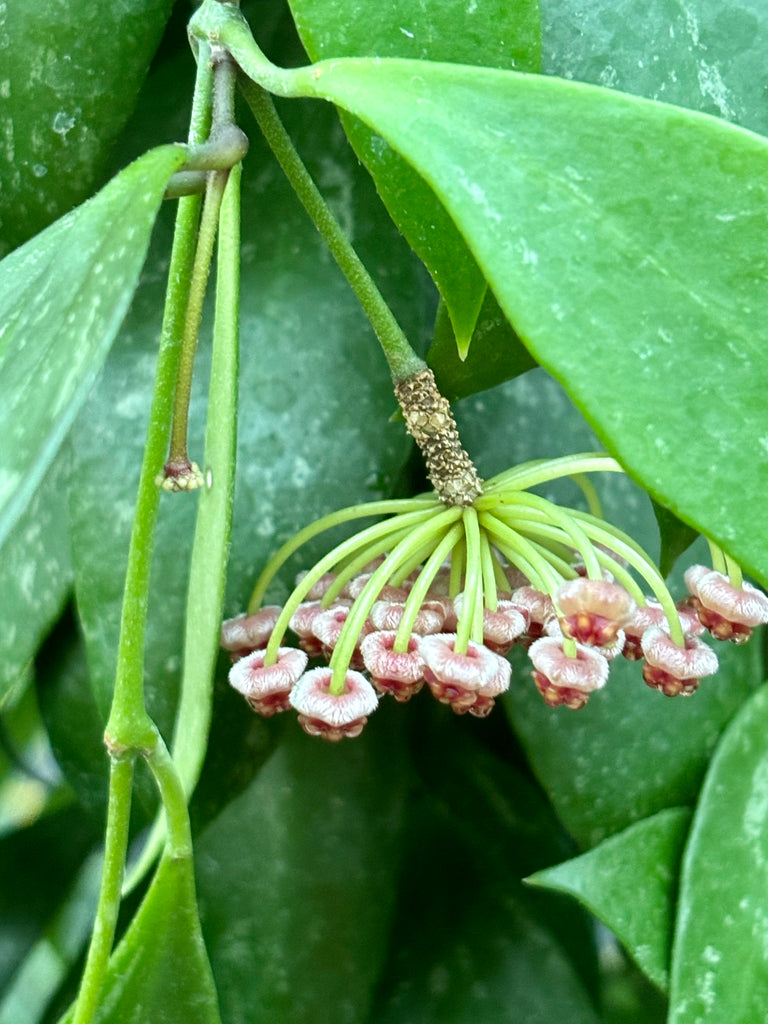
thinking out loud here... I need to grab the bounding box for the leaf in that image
[529,807,692,992]
[453,367,765,847]
[542,0,768,137]
[0,449,72,708]
[282,58,768,582]
[194,705,409,1024]
[0,806,99,994]
[0,0,174,253]
[60,853,221,1024]
[286,0,541,350]
[668,681,768,1024]
[428,292,537,403]
[0,850,101,1024]
[652,499,699,579]
[370,709,600,1024]
[67,64,422,735]
[0,144,186,552]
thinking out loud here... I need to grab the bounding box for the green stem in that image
[262,507,439,663]
[76,48,216,1020]
[165,169,229,473]
[328,507,461,690]
[145,733,193,858]
[238,79,424,382]
[394,523,464,651]
[482,454,622,494]
[247,498,439,612]
[123,162,243,895]
[70,757,134,1024]
[455,508,482,652]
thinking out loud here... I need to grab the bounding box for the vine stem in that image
[70,757,134,1024]
[238,79,424,382]
[71,48,216,1024]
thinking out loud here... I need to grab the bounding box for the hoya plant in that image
[1,0,767,1021]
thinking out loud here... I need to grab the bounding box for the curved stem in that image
[247,498,438,612]
[482,454,622,494]
[262,507,439,663]
[455,508,482,652]
[394,523,464,651]
[165,168,229,476]
[70,757,134,1024]
[328,507,461,690]
[238,79,424,382]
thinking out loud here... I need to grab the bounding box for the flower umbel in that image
[224,441,766,737]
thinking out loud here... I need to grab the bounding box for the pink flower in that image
[289,600,349,658]
[453,592,528,655]
[622,599,703,660]
[289,667,378,741]
[360,631,425,702]
[510,586,555,645]
[310,604,372,666]
[341,575,409,602]
[528,637,609,710]
[228,647,308,716]
[418,633,511,717]
[294,570,337,600]
[640,627,719,697]
[220,606,282,659]
[369,600,444,635]
[684,566,768,643]
[556,578,636,647]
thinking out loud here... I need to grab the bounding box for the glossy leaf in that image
[428,292,537,403]
[652,499,699,579]
[668,682,768,1024]
[0,806,98,994]
[67,71,422,734]
[453,368,764,847]
[0,450,72,708]
[371,709,599,1024]
[0,0,174,253]
[61,854,221,1024]
[541,0,768,137]
[0,851,101,1024]
[283,58,768,582]
[195,706,408,1024]
[529,807,692,992]
[287,0,540,350]
[0,144,186,551]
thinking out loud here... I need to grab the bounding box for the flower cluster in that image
[223,454,768,740]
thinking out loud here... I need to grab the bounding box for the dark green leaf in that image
[652,500,699,579]
[0,144,186,550]
[541,0,768,137]
[453,368,764,847]
[67,67,423,735]
[371,710,599,1024]
[0,806,98,993]
[65,854,221,1024]
[0,0,174,253]
[285,58,768,582]
[529,807,692,992]
[195,705,408,1024]
[286,0,540,350]
[428,292,537,403]
[0,850,101,1024]
[668,681,768,1024]
[0,450,72,708]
